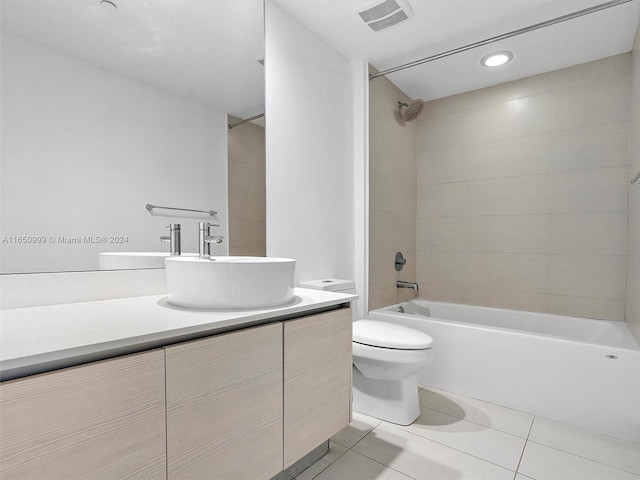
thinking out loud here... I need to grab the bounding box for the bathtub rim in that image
[370,299,640,352]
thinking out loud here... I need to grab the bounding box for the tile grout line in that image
[302,442,350,480]
[524,438,640,477]
[418,388,533,439]
[423,391,640,477]
[520,414,640,477]
[341,424,419,480]
[306,421,383,480]
[380,419,519,475]
[514,414,536,476]
[417,403,532,440]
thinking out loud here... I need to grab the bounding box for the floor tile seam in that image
[525,438,640,477]
[513,417,536,475]
[335,422,384,452]
[344,448,419,480]
[380,422,520,474]
[418,404,531,440]
[419,388,536,427]
[302,443,350,480]
[420,397,535,423]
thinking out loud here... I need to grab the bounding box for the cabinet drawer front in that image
[166,322,283,480]
[284,308,352,468]
[0,350,166,480]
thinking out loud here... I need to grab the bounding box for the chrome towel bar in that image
[146,204,217,216]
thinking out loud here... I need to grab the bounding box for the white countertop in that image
[0,288,356,381]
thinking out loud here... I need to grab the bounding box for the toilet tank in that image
[298,279,356,295]
[299,279,358,320]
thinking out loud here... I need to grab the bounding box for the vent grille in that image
[368,10,409,31]
[356,0,413,31]
[358,0,400,22]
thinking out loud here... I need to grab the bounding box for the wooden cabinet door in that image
[283,308,352,468]
[165,322,283,480]
[0,350,166,480]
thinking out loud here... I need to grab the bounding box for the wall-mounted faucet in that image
[199,222,223,259]
[397,280,419,292]
[160,224,181,255]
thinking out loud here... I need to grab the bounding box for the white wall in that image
[1,33,228,273]
[265,2,355,286]
[628,26,640,341]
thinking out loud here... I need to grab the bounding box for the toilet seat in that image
[353,320,433,350]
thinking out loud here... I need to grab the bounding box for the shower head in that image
[397,98,424,122]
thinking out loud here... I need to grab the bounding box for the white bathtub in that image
[368,300,640,443]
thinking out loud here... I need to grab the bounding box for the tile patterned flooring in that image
[296,387,640,480]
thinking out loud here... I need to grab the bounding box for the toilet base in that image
[352,366,421,425]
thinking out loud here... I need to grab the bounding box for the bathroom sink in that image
[99,252,198,270]
[164,256,296,309]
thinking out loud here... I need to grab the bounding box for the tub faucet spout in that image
[397,280,419,291]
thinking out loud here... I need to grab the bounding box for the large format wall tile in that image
[466,175,552,216]
[414,54,631,321]
[551,166,629,213]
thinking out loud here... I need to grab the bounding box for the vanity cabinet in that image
[0,304,353,480]
[283,308,352,468]
[0,350,166,480]
[165,322,283,480]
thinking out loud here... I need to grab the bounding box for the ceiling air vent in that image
[356,0,414,31]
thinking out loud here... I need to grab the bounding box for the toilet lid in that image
[353,320,433,350]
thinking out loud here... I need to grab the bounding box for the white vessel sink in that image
[165,256,296,309]
[99,252,197,270]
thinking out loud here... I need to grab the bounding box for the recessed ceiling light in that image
[481,51,513,67]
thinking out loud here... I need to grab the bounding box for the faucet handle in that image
[204,235,224,244]
[160,235,170,242]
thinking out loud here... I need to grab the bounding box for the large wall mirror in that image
[0,0,265,274]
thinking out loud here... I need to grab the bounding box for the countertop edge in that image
[1,289,356,381]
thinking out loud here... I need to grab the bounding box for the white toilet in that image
[299,279,434,425]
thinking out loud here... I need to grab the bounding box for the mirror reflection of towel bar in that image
[146,204,217,216]
[632,170,640,185]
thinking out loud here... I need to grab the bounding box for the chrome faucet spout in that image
[396,280,419,291]
[199,222,223,259]
[160,224,181,255]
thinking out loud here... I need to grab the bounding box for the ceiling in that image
[273,0,640,101]
[3,0,638,110]
[0,0,265,119]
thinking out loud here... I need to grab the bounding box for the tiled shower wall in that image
[629,34,640,340]
[416,54,631,321]
[228,116,266,256]
[368,69,418,311]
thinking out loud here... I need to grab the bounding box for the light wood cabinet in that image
[165,322,283,480]
[0,349,166,480]
[0,305,353,480]
[283,308,352,468]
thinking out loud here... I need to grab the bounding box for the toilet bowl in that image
[352,319,433,425]
[298,279,434,426]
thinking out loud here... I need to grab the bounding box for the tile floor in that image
[296,386,640,480]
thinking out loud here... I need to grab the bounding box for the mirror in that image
[0,0,265,274]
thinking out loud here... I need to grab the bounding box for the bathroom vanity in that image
[0,289,354,480]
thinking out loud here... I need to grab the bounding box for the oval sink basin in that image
[165,256,296,309]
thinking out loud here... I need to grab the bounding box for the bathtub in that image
[368,300,640,443]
